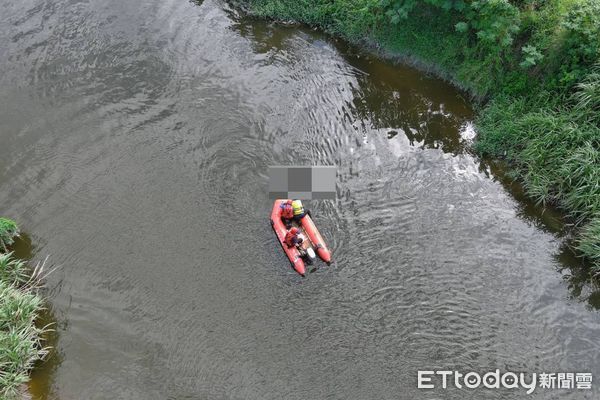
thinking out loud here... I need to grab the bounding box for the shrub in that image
[0,253,49,400]
[557,0,600,87]
[0,218,20,253]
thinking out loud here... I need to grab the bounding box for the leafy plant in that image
[455,21,469,33]
[573,63,600,124]
[578,219,600,270]
[465,0,521,53]
[556,0,600,88]
[0,218,19,253]
[0,253,50,400]
[520,45,543,68]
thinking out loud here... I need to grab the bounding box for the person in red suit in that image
[280,199,294,228]
[284,227,303,248]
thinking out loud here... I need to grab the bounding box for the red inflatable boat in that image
[270,199,332,276]
[301,211,332,265]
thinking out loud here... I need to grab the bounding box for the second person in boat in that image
[285,227,303,248]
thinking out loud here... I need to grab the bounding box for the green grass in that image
[475,68,600,271]
[579,219,600,269]
[0,219,19,254]
[239,0,600,276]
[0,251,49,399]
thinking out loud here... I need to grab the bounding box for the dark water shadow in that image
[482,159,566,234]
[481,158,600,309]
[11,232,35,260]
[27,304,62,400]
[338,49,474,154]
[229,12,475,151]
[227,8,306,56]
[556,242,600,310]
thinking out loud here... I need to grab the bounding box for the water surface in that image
[0,0,598,399]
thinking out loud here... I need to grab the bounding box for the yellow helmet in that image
[292,200,304,216]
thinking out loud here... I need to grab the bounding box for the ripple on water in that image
[0,0,599,399]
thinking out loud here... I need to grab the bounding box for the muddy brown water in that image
[1,0,599,399]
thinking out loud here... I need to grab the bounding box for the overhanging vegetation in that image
[0,220,49,399]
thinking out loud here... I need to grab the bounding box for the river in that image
[0,0,599,399]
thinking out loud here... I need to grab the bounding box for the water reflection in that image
[28,304,62,400]
[1,0,599,398]
[230,14,474,154]
[484,159,600,309]
[12,232,34,260]
[557,242,600,310]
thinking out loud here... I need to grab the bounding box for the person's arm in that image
[286,236,295,248]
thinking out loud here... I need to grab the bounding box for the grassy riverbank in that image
[0,219,48,399]
[240,0,600,275]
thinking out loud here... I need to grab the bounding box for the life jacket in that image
[281,201,293,219]
[292,200,304,216]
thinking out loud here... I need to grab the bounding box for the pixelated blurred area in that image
[268,166,336,199]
